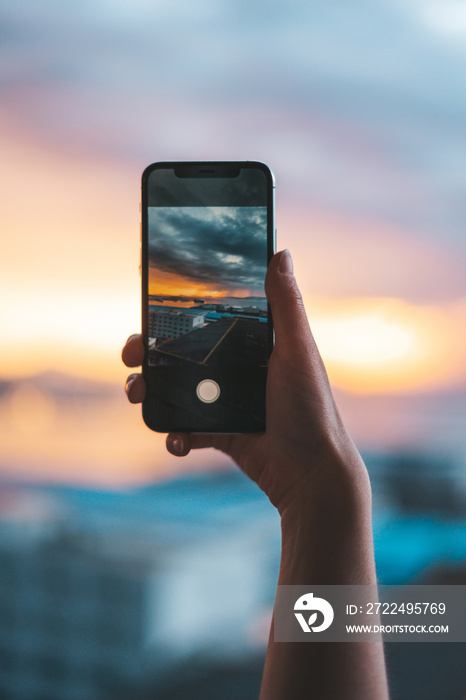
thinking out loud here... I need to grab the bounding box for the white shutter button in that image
[196,379,220,403]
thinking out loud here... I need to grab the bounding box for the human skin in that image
[122,249,389,700]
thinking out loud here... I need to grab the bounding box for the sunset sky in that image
[1,0,465,482]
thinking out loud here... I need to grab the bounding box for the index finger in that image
[121,333,145,367]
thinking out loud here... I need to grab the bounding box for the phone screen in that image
[141,162,274,433]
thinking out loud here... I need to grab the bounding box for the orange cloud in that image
[0,382,228,486]
[148,268,250,298]
[308,296,466,394]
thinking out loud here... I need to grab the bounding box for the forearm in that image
[259,457,389,700]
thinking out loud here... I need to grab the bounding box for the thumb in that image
[265,249,315,358]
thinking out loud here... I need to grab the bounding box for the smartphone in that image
[141,161,275,433]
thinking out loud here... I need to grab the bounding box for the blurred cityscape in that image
[0,471,278,700]
[1,374,466,699]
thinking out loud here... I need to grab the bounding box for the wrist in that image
[277,455,376,586]
[277,443,372,522]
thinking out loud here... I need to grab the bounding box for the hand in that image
[123,250,387,699]
[122,250,368,514]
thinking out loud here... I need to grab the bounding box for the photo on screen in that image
[147,206,268,367]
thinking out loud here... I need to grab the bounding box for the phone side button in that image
[196,379,220,404]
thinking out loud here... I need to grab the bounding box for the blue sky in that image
[2,0,466,268]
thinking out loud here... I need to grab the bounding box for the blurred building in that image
[149,309,206,341]
[365,451,466,585]
[366,451,466,516]
[2,458,465,698]
[0,472,279,700]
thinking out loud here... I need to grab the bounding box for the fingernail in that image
[173,437,184,454]
[126,333,139,344]
[168,435,184,455]
[278,249,293,275]
[125,375,137,393]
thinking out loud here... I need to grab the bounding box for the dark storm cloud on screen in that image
[148,206,267,293]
